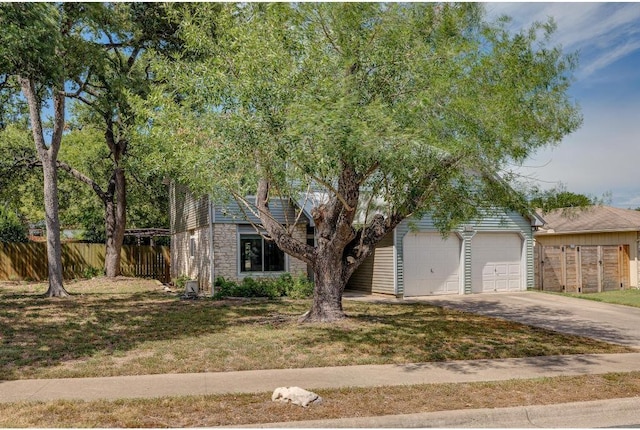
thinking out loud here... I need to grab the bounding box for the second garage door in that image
[403,233,461,296]
[471,233,523,293]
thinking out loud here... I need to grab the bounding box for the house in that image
[534,205,640,293]
[348,209,540,297]
[169,183,310,292]
[170,182,539,296]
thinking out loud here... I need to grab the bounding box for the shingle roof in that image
[536,206,640,235]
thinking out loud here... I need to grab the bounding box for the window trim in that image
[237,227,288,276]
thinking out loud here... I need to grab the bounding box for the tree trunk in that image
[42,156,68,297]
[302,254,348,322]
[19,76,69,298]
[104,168,126,277]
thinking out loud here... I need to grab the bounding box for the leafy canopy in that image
[530,183,606,214]
[141,3,581,231]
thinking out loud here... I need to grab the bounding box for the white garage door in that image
[403,233,461,296]
[471,233,523,293]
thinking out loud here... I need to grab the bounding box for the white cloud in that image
[580,39,640,79]
[487,3,640,207]
[485,3,640,79]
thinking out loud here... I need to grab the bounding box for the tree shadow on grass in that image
[0,290,291,380]
[290,301,630,368]
[0,291,631,382]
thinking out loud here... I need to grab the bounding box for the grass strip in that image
[2,372,640,427]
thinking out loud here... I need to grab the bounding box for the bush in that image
[174,275,191,290]
[82,266,102,279]
[212,273,314,300]
[285,274,315,299]
[0,206,27,243]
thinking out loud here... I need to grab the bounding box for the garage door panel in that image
[472,233,523,293]
[404,233,461,296]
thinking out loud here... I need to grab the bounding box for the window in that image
[240,234,285,273]
[189,232,196,259]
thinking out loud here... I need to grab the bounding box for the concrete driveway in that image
[413,291,640,348]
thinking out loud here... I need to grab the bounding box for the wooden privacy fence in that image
[0,243,170,283]
[536,244,630,293]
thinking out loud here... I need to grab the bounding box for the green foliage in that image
[144,3,581,232]
[174,275,191,290]
[81,266,103,280]
[0,125,44,225]
[530,183,605,213]
[58,126,170,239]
[282,273,315,299]
[213,274,314,300]
[0,3,63,83]
[0,205,27,243]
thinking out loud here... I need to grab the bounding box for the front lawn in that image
[0,277,631,381]
[563,289,640,308]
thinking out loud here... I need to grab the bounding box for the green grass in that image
[563,288,640,308]
[0,278,632,381]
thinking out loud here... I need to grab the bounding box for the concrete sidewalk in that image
[2,353,640,404]
[2,353,640,427]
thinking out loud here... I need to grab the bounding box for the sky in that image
[484,2,640,208]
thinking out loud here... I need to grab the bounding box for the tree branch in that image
[316,10,343,55]
[255,178,316,265]
[57,160,108,202]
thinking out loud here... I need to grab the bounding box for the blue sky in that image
[485,3,640,208]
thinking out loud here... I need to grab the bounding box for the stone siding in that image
[173,223,310,292]
[288,224,309,278]
[212,224,238,281]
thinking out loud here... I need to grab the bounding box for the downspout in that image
[208,197,215,297]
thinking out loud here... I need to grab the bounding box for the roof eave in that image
[535,227,640,236]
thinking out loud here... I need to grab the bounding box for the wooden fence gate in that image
[537,244,629,293]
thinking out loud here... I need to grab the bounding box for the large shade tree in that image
[0,3,89,296]
[0,3,180,282]
[145,3,582,321]
[57,2,184,276]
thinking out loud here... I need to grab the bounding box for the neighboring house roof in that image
[536,206,640,235]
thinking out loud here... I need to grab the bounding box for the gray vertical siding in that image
[170,183,211,234]
[170,183,307,232]
[462,231,474,294]
[170,183,311,288]
[347,232,395,295]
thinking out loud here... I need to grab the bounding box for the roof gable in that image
[536,206,640,235]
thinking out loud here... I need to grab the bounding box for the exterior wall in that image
[170,183,312,293]
[170,183,211,234]
[535,231,639,288]
[212,224,238,282]
[173,223,310,291]
[395,210,534,296]
[347,231,396,295]
[214,198,302,226]
[170,227,211,292]
[215,223,307,282]
[288,224,309,278]
[346,210,534,297]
